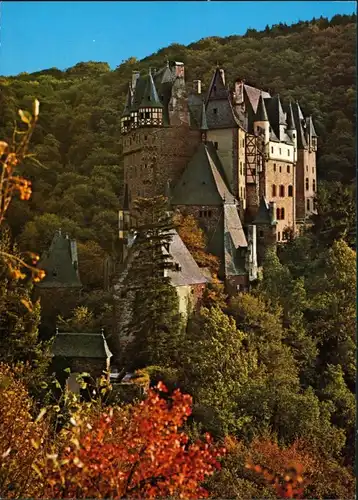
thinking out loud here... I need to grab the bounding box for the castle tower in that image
[254,93,270,144]
[292,101,318,225]
[286,101,297,162]
[35,230,82,338]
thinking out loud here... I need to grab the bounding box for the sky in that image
[0,1,356,76]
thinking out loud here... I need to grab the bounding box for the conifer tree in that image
[122,196,184,370]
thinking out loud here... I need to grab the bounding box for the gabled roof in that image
[255,93,269,122]
[264,95,287,140]
[37,230,82,288]
[206,67,228,103]
[52,332,112,359]
[244,84,271,114]
[172,142,235,206]
[165,230,208,286]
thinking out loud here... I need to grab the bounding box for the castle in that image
[118,61,318,293]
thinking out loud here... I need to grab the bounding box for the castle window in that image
[259,230,264,238]
[307,199,310,211]
[313,198,317,210]
[213,85,217,92]
[269,127,272,133]
[306,165,308,172]
[278,232,281,241]
[312,166,315,174]
[145,112,150,119]
[175,263,182,272]
[287,149,290,156]
[305,178,309,190]
[281,207,285,220]
[313,179,316,192]
[287,165,290,173]
[213,108,218,114]
[240,187,243,198]
[242,139,245,148]
[272,185,277,197]
[139,112,144,119]
[279,165,282,173]
[273,163,276,172]
[199,210,203,217]
[276,208,280,220]
[279,185,285,197]
[288,185,293,197]
[244,187,246,198]
[144,135,148,141]
[208,210,212,218]
[293,133,296,139]
[271,146,274,154]
[214,141,218,150]
[240,162,243,175]
[279,148,282,155]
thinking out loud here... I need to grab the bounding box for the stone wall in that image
[122,125,200,208]
[296,149,317,221]
[264,159,295,242]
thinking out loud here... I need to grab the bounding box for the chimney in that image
[131,71,140,90]
[193,79,202,94]
[174,62,185,79]
[219,68,225,85]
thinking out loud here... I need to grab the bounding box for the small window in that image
[307,199,310,211]
[306,165,308,172]
[313,179,316,192]
[271,146,274,154]
[213,85,217,92]
[145,111,150,119]
[279,185,285,197]
[276,208,280,220]
[287,165,290,173]
[214,141,218,150]
[273,163,276,172]
[287,149,290,156]
[242,139,245,148]
[279,165,282,173]
[240,187,243,198]
[312,167,315,174]
[288,185,293,197]
[208,210,212,218]
[272,185,277,197]
[213,108,218,114]
[279,148,282,154]
[199,210,203,217]
[293,133,296,139]
[144,135,148,141]
[259,230,264,238]
[305,178,309,191]
[240,161,243,175]
[281,207,285,220]
[278,231,281,241]
[244,187,246,198]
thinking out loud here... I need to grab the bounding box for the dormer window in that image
[213,85,217,92]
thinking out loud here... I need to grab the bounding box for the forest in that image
[0,13,356,499]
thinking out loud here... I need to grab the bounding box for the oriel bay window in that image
[138,107,163,127]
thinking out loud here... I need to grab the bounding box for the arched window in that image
[313,179,316,192]
[305,178,309,191]
[281,207,285,220]
[272,185,277,197]
[279,185,285,197]
[288,185,293,197]
[276,208,280,220]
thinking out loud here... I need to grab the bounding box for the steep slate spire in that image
[200,101,209,130]
[286,100,296,130]
[121,84,132,117]
[275,94,287,125]
[306,116,318,137]
[255,93,269,121]
[139,71,163,109]
[206,66,227,102]
[292,101,307,149]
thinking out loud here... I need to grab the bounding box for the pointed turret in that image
[120,84,133,134]
[306,115,318,151]
[286,101,296,130]
[255,93,269,122]
[36,230,82,289]
[292,101,307,149]
[139,71,163,109]
[265,94,287,140]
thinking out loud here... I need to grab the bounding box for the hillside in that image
[0,13,355,260]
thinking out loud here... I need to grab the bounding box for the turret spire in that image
[255,93,269,122]
[286,101,296,130]
[139,72,163,109]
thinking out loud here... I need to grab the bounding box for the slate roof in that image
[255,93,269,122]
[244,84,271,114]
[292,101,307,149]
[306,116,318,137]
[264,95,287,140]
[52,332,112,359]
[165,230,208,286]
[37,230,82,288]
[286,101,296,130]
[139,71,164,109]
[122,84,133,117]
[253,196,277,225]
[172,142,235,206]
